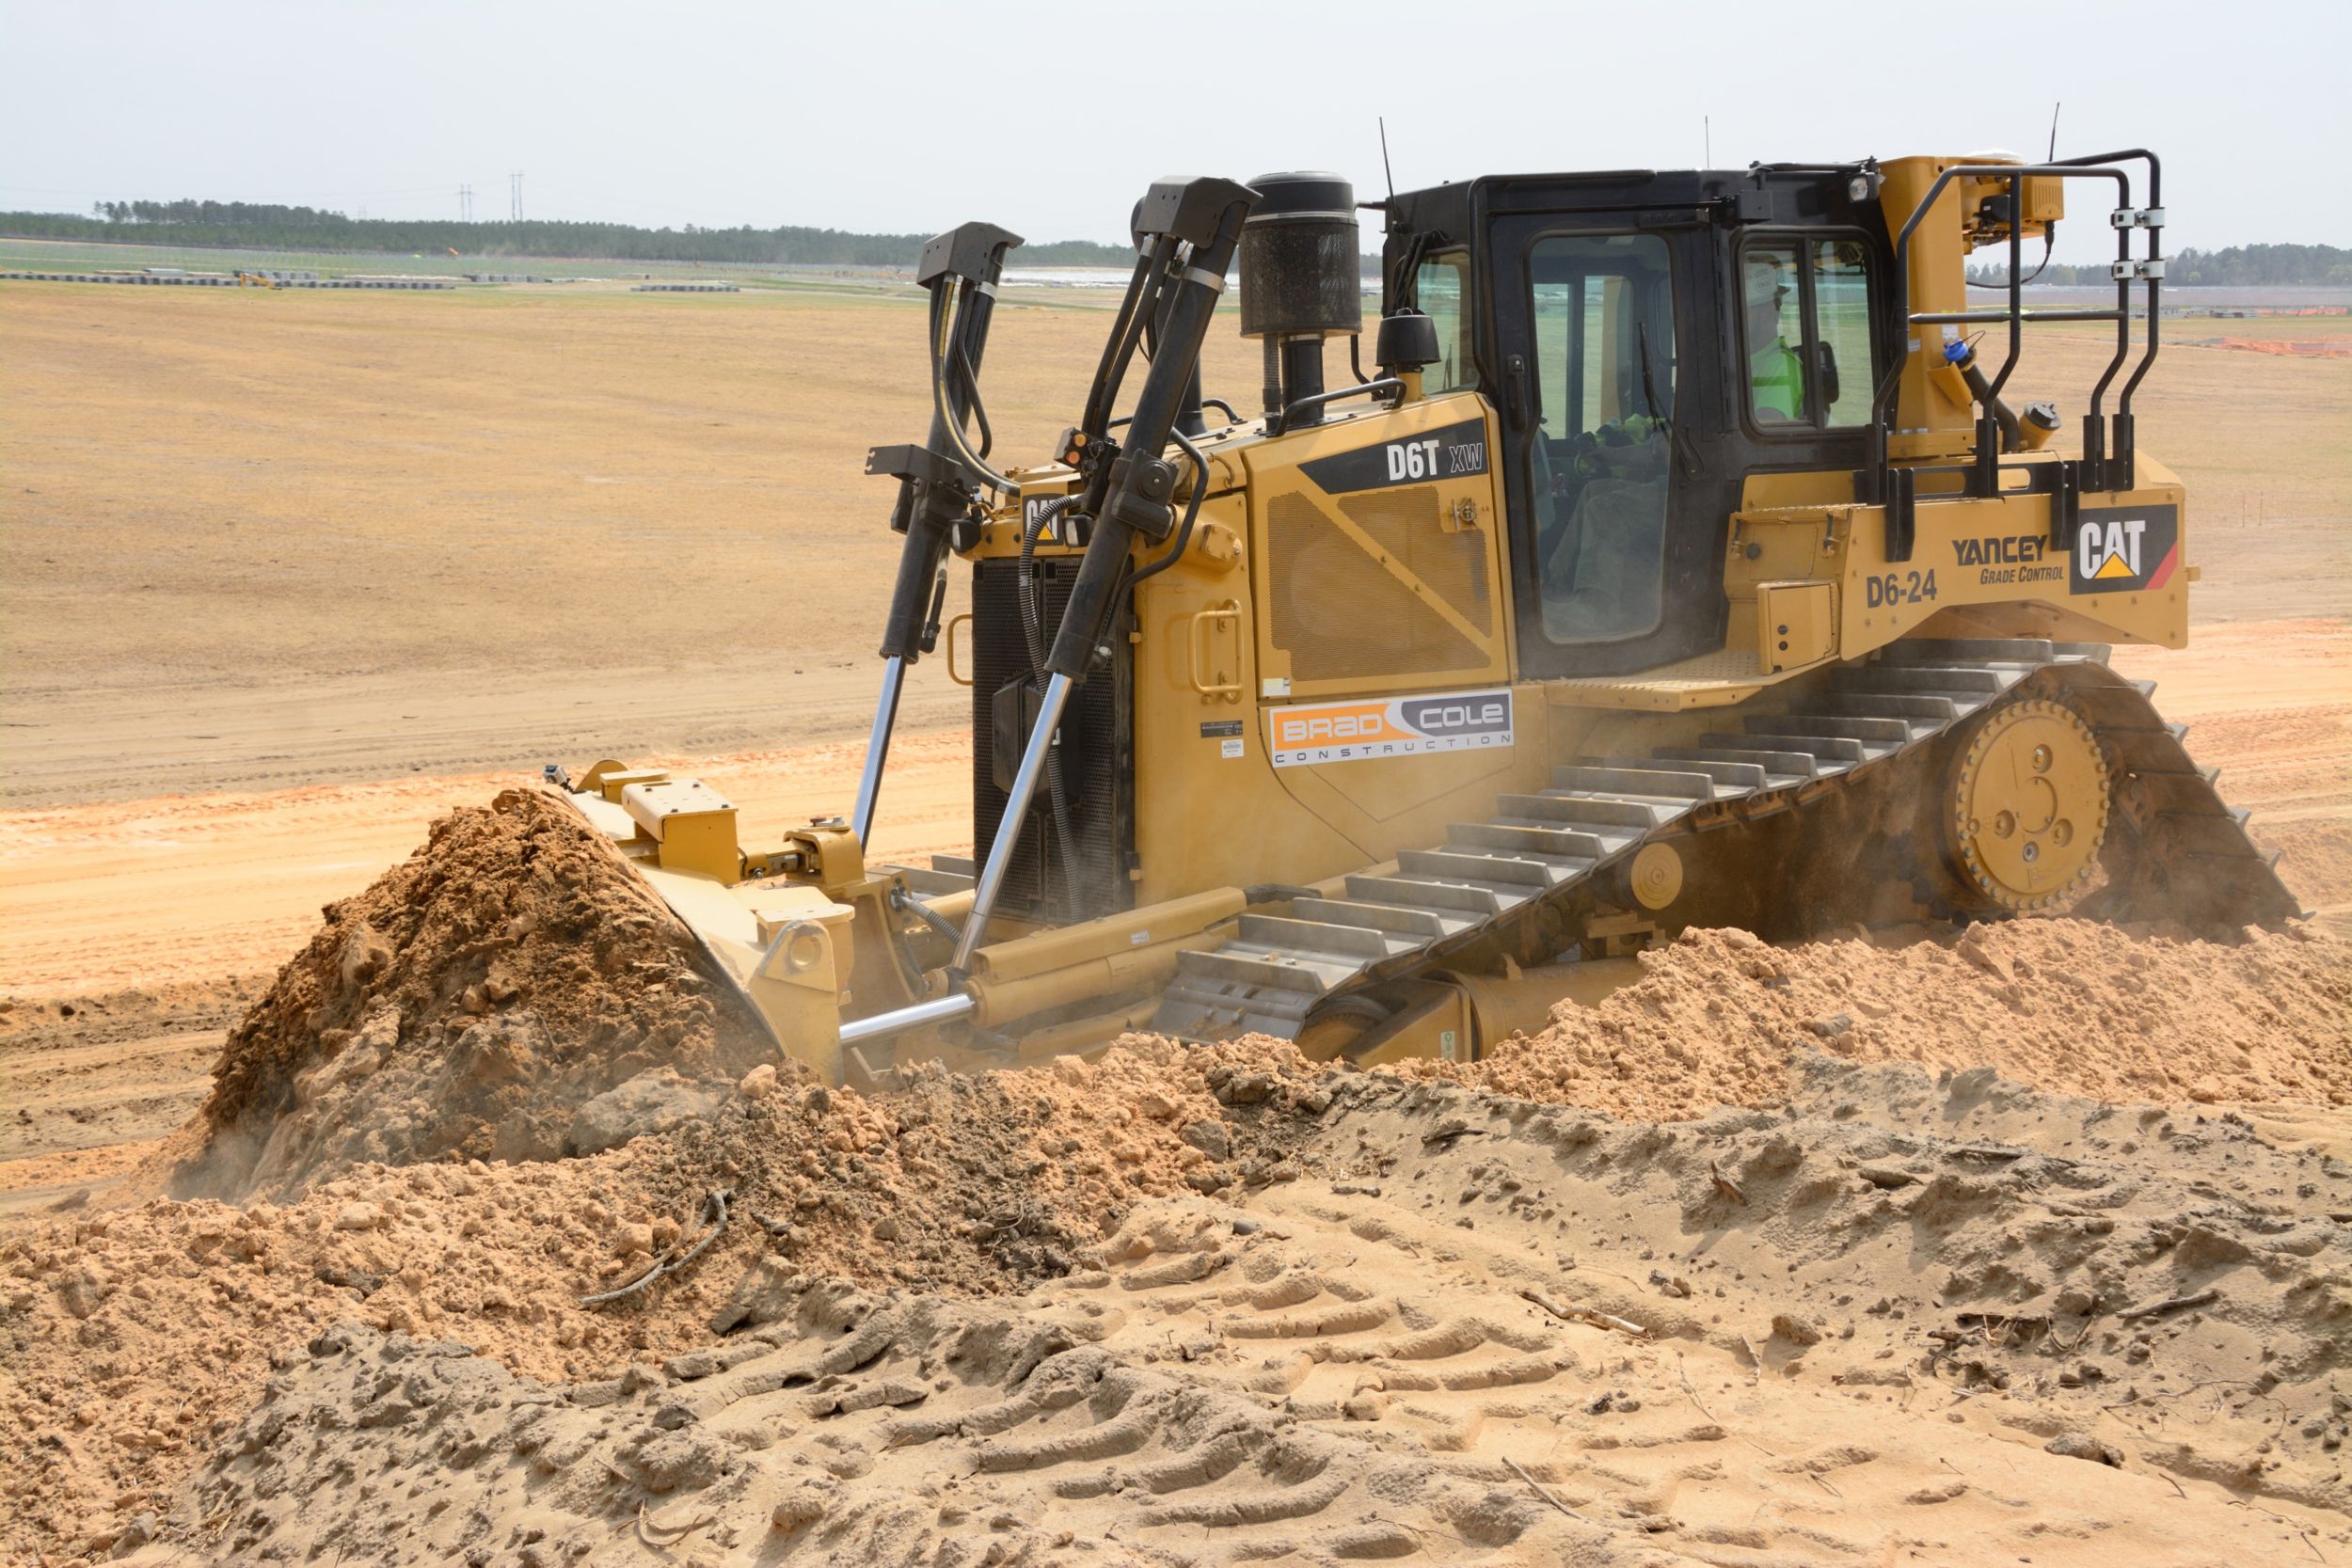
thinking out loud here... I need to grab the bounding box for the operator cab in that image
[1383,166,1892,678]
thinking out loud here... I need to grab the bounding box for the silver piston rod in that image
[835,670,1072,1048]
[849,655,905,847]
[953,671,1072,969]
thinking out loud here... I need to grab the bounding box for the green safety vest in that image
[1752,339,1805,420]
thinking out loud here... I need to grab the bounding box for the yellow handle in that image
[944,613,975,688]
[1186,605,1242,701]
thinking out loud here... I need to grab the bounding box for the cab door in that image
[1484,208,1738,678]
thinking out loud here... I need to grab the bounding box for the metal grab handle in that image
[944,612,974,688]
[1186,605,1242,700]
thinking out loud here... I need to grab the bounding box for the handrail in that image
[1279,376,1404,433]
[1868,150,2162,511]
[1868,162,2124,464]
[1185,605,1243,699]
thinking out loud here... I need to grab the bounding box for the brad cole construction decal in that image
[2069,504,2180,595]
[1267,688,1516,768]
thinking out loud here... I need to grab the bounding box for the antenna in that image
[1378,116,1396,202]
[1705,115,1711,167]
[2047,101,2061,161]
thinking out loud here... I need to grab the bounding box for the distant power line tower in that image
[509,171,524,223]
[458,183,473,222]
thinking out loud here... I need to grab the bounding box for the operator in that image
[1746,254,1806,421]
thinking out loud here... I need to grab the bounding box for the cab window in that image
[1526,232,1676,644]
[1741,235,1875,429]
[1414,250,1476,393]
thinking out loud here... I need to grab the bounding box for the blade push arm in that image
[953,177,1256,972]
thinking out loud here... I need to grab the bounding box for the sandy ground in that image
[0,284,1285,807]
[2,282,2348,1564]
[8,1023,2350,1565]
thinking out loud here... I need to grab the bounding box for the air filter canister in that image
[1238,172,1361,341]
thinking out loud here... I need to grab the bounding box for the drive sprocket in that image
[1947,698,2110,911]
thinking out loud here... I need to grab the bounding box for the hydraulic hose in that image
[954,339,994,460]
[1048,188,1255,681]
[928,281,1016,496]
[1082,241,1174,438]
[1125,428,1208,591]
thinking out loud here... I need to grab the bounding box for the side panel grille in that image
[970,558,1134,926]
[1265,485,1491,684]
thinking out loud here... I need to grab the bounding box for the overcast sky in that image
[6,0,2345,264]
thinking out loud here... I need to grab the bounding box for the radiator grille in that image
[1266,485,1491,684]
[969,558,1134,927]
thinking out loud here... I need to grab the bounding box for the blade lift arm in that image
[842,175,1261,1049]
[852,221,1022,845]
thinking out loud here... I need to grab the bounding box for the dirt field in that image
[0,283,1288,806]
[4,287,2344,808]
[2,279,2349,1564]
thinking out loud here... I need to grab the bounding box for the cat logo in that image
[2079,518,2145,579]
[2068,504,2180,595]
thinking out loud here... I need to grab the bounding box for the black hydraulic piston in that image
[1045,178,1256,681]
[868,221,1021,662]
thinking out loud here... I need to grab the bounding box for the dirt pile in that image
[1411,919,2352,1119]
[94,1057,2352,1567]
[15,785,2352,1560]
[175,788,774,1202]
[0,1036,1330,1560]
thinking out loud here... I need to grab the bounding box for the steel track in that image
[1152,638,2303,1042]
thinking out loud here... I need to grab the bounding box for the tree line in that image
[1969,242,2351,288]
[0,198,1139,268]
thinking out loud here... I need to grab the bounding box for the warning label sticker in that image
[1266,688,1515,769]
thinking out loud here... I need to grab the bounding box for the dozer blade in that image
[552,777,866,1084]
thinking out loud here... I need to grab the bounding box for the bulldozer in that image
[550,149,2300,1088]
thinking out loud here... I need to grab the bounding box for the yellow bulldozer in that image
[550,149,2299,1088]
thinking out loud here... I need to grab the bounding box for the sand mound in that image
[17,798,2352,1560]
[178,788,773,1201]
[1409,919,2352,1119]
[88,1058,2352,1566]
[0,1036,1329,1559]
